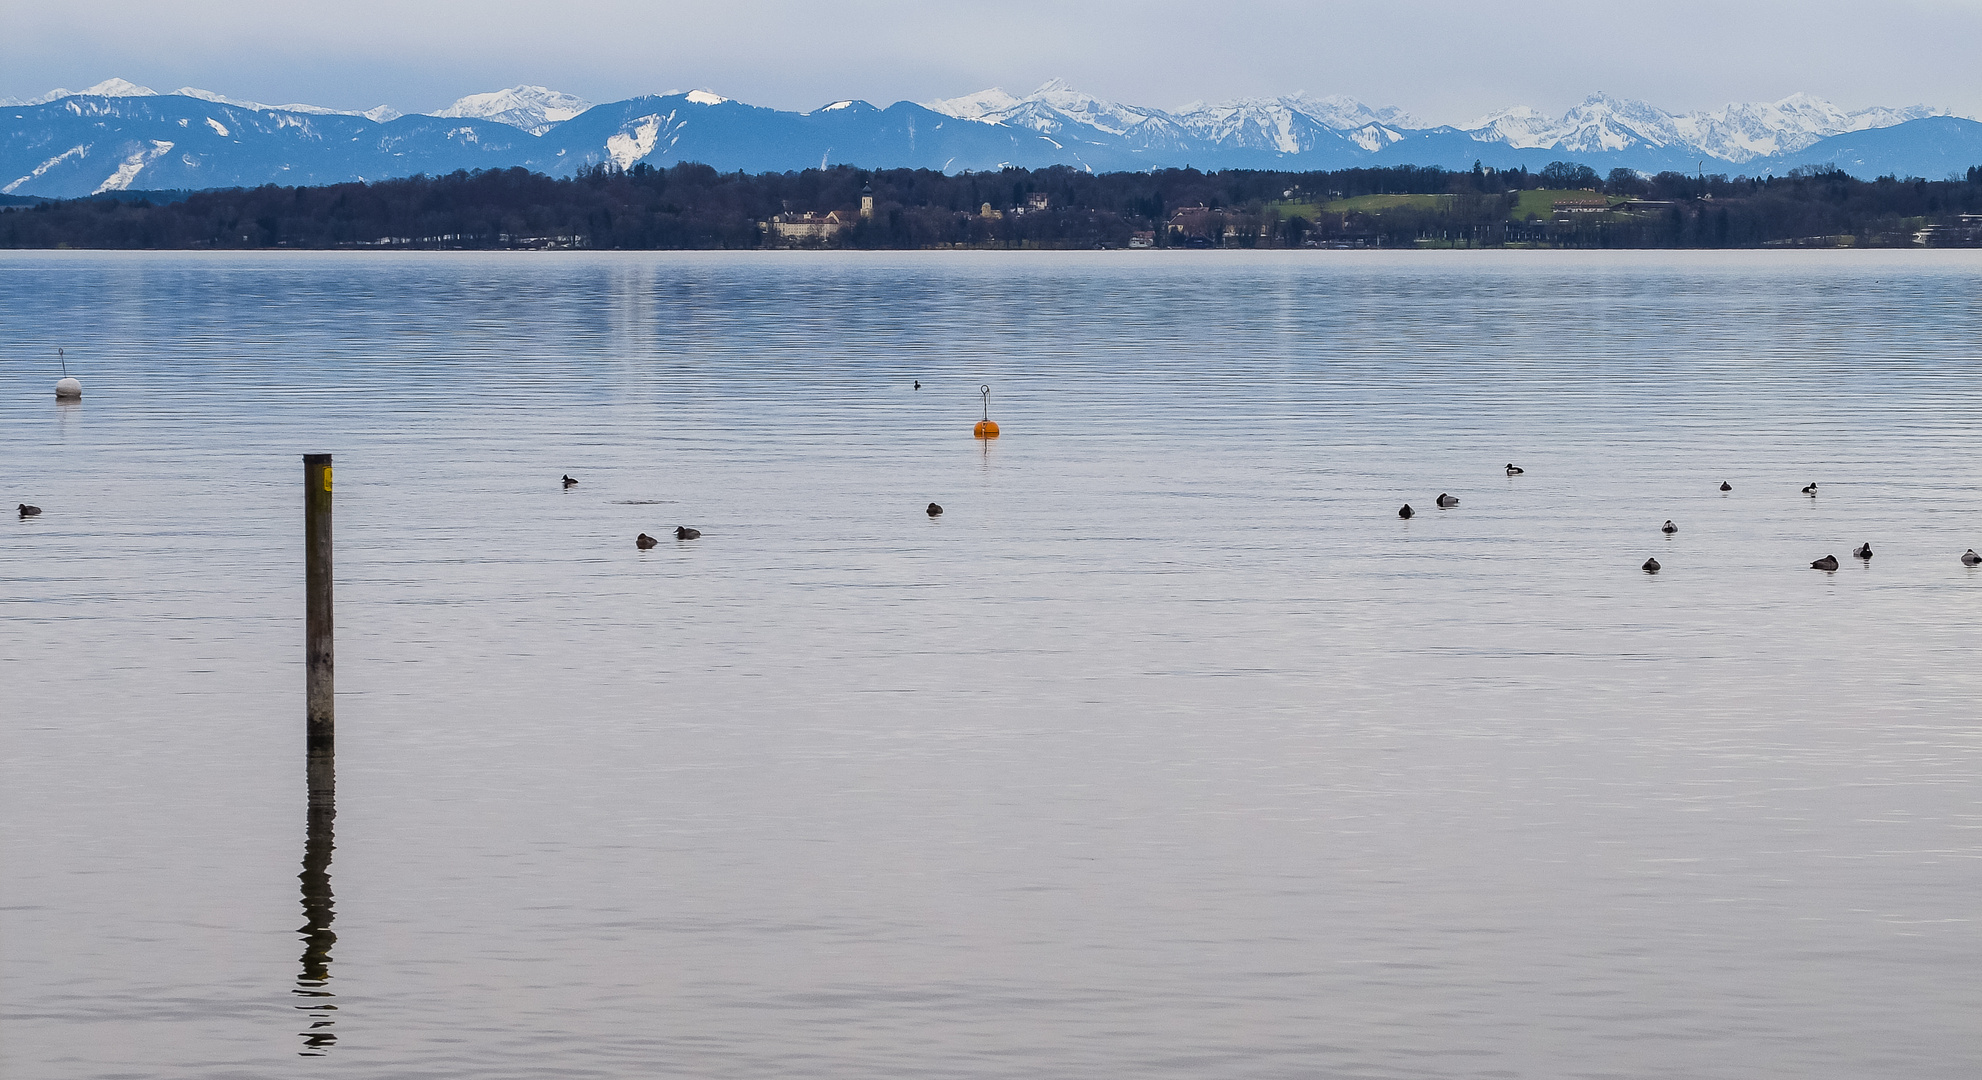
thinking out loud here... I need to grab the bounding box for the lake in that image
[2,250,1979,1079]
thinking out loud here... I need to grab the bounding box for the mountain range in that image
[5,78,1980,199]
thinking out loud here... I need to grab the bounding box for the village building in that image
[1912,213,1982,246]
[1551,195,1611,216]
[765,209,861,242]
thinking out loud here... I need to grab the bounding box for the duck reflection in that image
[295,746,337,1055]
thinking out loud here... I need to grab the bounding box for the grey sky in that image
[8,0,1981,122]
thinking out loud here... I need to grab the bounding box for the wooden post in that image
[304,454,334,750]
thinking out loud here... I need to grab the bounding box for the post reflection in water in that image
[295,746,337,1055]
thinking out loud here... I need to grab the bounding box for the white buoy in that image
[55,377,82,400]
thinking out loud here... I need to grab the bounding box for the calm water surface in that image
[2,250,1979,1079]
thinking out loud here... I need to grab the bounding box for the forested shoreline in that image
[4,161,1981,250]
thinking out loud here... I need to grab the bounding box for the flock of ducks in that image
[1394,469,1982,574]
[560,468,949,547]
[18,468,1982,572]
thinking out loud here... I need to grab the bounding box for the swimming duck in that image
[1964,549,1981,566]
[635,533,658,549]
[926,502,943,517]
[1720,481,1732,492]
[562,474,578,487]
[18,503,41,518]
[1661,520,1677,533]
[675,526,701,541]
[1642,557,1661,573]
[913,381,921,390]
[1505,464,1523,475]
[1802,482,1818,495]
[1811,554,1839,571]
[1398,504,1414,519]
[1436,493,1459,508]
[1853,543,1872,559]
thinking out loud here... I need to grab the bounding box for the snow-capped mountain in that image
[930,79,1195,155]
[2,77,1976,198]
[434,86,592,136]
[1,77,160,105]
[1171,98,1350,155]
[1,90,531,197]
[1,77,402,123]
[1466,91,1950,163]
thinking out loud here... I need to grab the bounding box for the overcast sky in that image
[7,0,1982,122]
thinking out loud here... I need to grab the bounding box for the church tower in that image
[860,183,875,222]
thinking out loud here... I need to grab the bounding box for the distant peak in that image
[922,87,1023,121]
[433,85,591,133]
[3,77,159,106]
[82,77,157,97]
[1033,77,1076,94]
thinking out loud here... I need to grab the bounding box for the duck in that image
[913,380,921,390]
[675,526,701,541]
[18,503,41,518]
[1398,503,1414,519]
[562,474,578,488]
[635,533,658,549]
[1720,481,1732,492]
[1802,482,1818,495]
[1811,554,1840,571]
[1642,557,1661,574]
[1853,543,1872,559]
[1964,549,1981,566]
[1436,493,1459,508]
[1505,464,1523,475]
[1661,520,1678,533]
[926,502,943,517]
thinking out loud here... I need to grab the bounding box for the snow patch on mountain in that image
[4,145,87,194]
[606,114,669,168]
[684,90,727,106]
[1347,123,1407,152]
[434,86,590,135]
[96,139,174,193]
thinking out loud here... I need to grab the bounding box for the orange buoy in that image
[974,384,1000,439]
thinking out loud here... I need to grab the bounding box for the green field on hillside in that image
[1319,193,1456,213]
[1298,189,1629,222]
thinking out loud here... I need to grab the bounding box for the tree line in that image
[3,161,1980,250]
